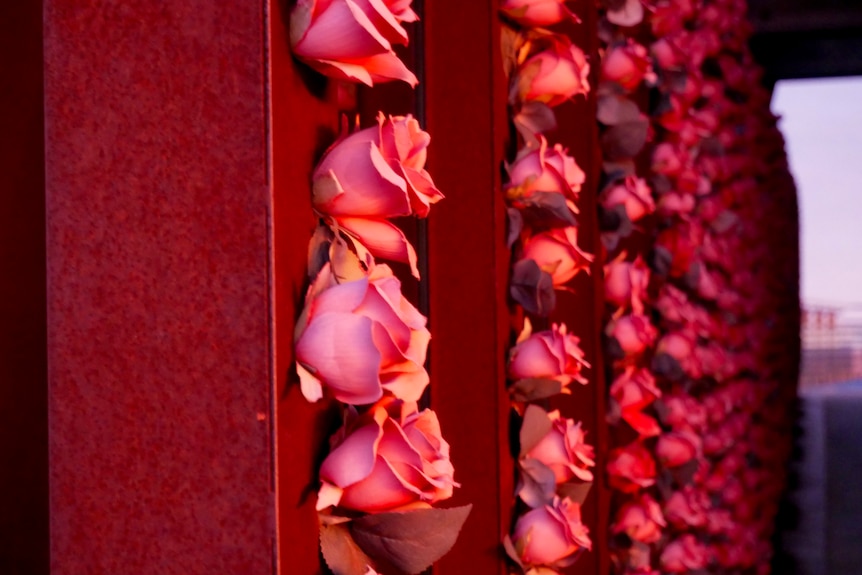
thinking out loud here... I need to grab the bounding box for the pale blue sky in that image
[772,77,862,313]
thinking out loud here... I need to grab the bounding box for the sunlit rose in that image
[316,399,456,512]
[601,40,655,91]
[290,0,418,86]
[660,534,707,573]
[520,226,593,286]
[510,497,591,569]
[500,0,576,27]
[610,367,661,437]
[312,113,443,276]
[295,262,430,404]
[600,177,655,222]
[506,136,585,206]
[525,410,595,483]
[607,441,656,493]
[663,486,708,529]
[612,493,666,543]
[606,314,658,358]
[515,35,590,107]
[509,322,589,387]
[656,431,701,468]
[604,256,650,313]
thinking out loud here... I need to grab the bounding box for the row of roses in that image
[497,3,598,574]
[290,2,470,574]
[596,0,798,574]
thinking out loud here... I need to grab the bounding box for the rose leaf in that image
[597,95,642,126]
[509,377,565,403]
[521,192,578,228]
[558,481,592,505]
[601,117,649,160]
[511,259,556,316]
[519,404,553,456]
[507,207,524,249]
[669,457,700,487]
[517,458,557,507]
[350,505,472,575]
[308,224,334,279]
[320,522,375,575]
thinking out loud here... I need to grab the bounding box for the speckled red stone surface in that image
[45,2,275,573]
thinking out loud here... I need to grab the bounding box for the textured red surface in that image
[45,2,276,573]
[425,2,514,573]
[269,0,344,573]
[0,2,49,574]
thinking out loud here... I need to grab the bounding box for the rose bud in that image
[295,262,430,405]
[606,441,657,493]
[509,497,591,570]
[316,399,457,512]
[656,191,696,217]
[612,494,666,543]
[290,0,418,86]
[515,35,590,108]
[524,411,595,483]
[656,431,700,468]
[509,321,589,387]
[312,113,443,277]
[520,226,593,286]
[606,314,658,358]
[659,534,707,573]
[601,40,655,91]
[506,136,585,206]
[604,255,649,313]
[500,0,577,27]
[600,177,655,223]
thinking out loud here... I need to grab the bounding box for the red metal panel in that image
[0,2,48,574]
[424,2,513,573]
[45,2,276,573]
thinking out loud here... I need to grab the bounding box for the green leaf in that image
[350,505,473,575]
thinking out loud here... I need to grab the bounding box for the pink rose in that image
[663,487,708,529]
[510,498,591,569]
[606,314,658,358]
[506,136,585,205]
[312,113,443,277]
[295,262,430,404]
[600,177,655,222]
[525,410,595,483]
[607,441,656,493]
[316,399,456,512]
[660,535,707,573]
[509,321,589,388]
[601,40,655,91]
[610,367,661,437]
[515,35,590,107]
[651,142,687,177]
[290,0,418,86]
[521,227,593,286]
[500,0,577,27]
[612,494,666,543]
[656,431,700,468]
[604,255,649,313]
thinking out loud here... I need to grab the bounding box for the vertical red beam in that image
[268,1,343,573]
[46,2,276,573]
[548,7,610,575]
[0,2,48,573]
[425,2,513,573]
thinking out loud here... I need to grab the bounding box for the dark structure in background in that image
[749,0,862,82]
